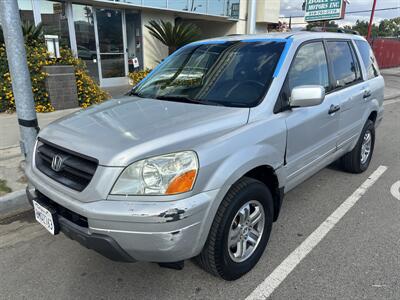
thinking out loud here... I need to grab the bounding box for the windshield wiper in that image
[155,95,224,106]
[129,91,146,98]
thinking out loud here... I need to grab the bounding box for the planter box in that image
[43,65,79,110]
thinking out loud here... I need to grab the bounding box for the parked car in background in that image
[26,32,384,280]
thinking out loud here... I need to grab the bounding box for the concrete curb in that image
[0,189,31,219]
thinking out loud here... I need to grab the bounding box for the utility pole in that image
[246,0,256,34]
[367,0,377,40]
[0,0,38,162]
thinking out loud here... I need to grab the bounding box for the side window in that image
[287,42,330,92]
[355,40,380,79]
[277,42,329,111]
[327,41,362,88]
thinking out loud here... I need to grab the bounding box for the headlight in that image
[110,151,198,196]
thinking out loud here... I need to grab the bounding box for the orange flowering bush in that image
[0,41,108,112]
[128,68,152,86]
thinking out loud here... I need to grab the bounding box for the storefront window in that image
[18,0,35,24]
[120,0,142,4]
[169,0,206,13]
[40,0,70,48]
[229,0,240,18]
[144,0,167,8]
[73,4,98,82]
[126,11,143,72]
[208,0,225,16]
[96,9,125,78]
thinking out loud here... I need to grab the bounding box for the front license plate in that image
[33,200,59,235]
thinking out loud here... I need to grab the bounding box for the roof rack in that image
[336,29,360,35]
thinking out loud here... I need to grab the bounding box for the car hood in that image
[38,97,249,166]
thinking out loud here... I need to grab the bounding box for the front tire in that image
[196,177,273,281]
[342,120,375,173]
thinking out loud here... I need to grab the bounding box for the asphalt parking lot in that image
[1,99,400,299]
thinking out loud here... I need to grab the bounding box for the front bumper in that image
[26,164,220,263]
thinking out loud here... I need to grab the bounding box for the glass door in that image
[72,4,99,83]
[125,11,143,73]
[94,8,127,86]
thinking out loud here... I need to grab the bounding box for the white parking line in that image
[246,165,387,300]
[390,181,400,200]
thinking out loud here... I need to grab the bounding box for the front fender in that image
[202,144,286,192]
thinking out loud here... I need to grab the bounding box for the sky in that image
[280,0,400,27]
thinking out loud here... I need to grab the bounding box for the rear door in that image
[354,39,384,112]
[325,40,365,150]
[281,41,340,189]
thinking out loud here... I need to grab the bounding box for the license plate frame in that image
[33,200,59,235]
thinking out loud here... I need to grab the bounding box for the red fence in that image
[369,38,400,69]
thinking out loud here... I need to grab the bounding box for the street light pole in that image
[367,0,377,40]
[0,0,38,162]
[246,0,257,34]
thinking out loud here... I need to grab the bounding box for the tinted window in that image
[132,41,285,107]
[327,41,362,88]
[277,42,330,111]
[355,40,379,79]
[287,42,330,91]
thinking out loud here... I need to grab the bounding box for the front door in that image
[94,8,128,87]
[282,41,340,190]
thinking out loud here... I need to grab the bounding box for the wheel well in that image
[244,166,283,222]
[368,111,377,123]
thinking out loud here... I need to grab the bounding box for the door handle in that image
[363,89,372,98]
[328,104,340,115]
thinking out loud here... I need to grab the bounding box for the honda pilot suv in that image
[26,32,384,280]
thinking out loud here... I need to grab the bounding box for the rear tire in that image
[342,120,375,173]
[195,177,273,281]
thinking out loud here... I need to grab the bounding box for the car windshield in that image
[131,40,286,107]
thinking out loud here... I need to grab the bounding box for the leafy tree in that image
[145,20,200,55]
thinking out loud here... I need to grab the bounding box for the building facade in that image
[16,0,280,86]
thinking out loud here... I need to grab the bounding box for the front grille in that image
[35,138,98,192]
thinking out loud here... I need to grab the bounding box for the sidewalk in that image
[380,67,400,100]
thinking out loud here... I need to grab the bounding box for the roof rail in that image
[336,29,360,35]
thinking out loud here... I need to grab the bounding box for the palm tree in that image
[145,20,201,55]
[0,22,44,45]
[21,22,44,45]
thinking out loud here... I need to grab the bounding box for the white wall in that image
[256,0,280,24]
[141,11,175,69]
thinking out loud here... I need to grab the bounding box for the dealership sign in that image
[304,0,345,22]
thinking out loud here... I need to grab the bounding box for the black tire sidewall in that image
[217,181,273,280]
[358,121,375,172]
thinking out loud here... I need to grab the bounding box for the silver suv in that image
[26,32,384,280]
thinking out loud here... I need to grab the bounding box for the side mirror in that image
[289,85,325,108]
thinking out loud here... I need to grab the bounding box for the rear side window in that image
[355,40,380,79]
[327,41,362,88]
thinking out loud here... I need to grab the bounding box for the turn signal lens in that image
[166,170,197,195]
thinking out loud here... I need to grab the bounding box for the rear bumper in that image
[26,164,221,262]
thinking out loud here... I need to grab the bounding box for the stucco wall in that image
[256,0,280,24]
[141,11,175,69]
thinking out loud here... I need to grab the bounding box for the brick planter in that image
[43,65,79,110]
